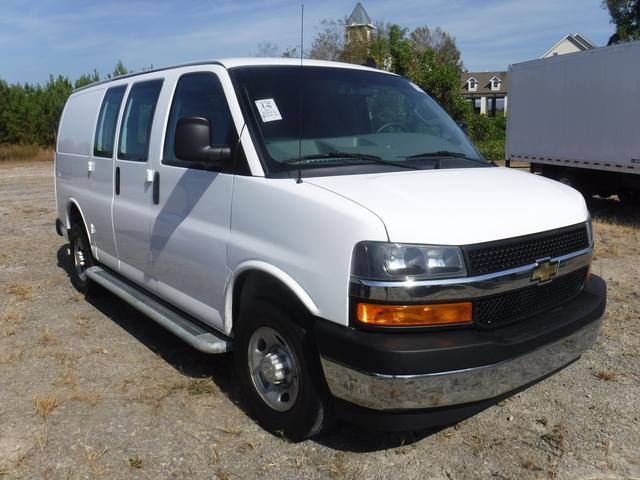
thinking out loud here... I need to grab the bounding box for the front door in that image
[113,78,164,288]
[149,69,236,330]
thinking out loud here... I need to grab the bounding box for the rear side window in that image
[163,72,235,166]
[93,86,126,158]
[118,80,163,162]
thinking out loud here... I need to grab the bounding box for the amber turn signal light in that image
[356,302,473,327]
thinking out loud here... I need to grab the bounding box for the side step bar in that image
[85,266,232,354]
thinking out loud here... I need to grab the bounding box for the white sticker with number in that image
[254,98,283,122]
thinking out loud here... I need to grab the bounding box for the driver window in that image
[163,72,234,166]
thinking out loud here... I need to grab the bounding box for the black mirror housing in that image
[174,117,231,165]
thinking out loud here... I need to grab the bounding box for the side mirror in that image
[457,121,468,135]
[174,117,231,165]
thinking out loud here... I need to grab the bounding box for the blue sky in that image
[1,0,613,84]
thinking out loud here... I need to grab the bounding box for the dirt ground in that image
[0,161,638,480]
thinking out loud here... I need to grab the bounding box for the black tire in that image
[554,172,578,189]
[234,299,333,441]
[553,172,592,201]
[68,223,99,296]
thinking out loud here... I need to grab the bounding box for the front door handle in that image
[153,171,160,205]
[115,167,120,195]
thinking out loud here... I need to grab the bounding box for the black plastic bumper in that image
[315,275,606,377]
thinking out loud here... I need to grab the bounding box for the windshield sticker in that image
[255,98,282,122]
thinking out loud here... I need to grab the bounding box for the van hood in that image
[306,167,588,245]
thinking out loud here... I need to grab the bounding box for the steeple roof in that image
[347,3,373,27]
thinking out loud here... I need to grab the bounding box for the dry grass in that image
[35,426,49,451]
[1,305,25,324]
[127,455,142,469]
[186,378,217,395]
[0,143,53,162]
[595,370,617,382]
[4,282,38,301]
[67,391,101,406]
[207,445,222,465]
[317,452,363,480]
[593,220,640,259]
[538,424,567,478]
[0,345,24,364]
[1,304,25,337]
[58,363,77,386]
[34,396,59,419]
[38,330,59,346]
[73,313,94,334]
[83,440,108,476]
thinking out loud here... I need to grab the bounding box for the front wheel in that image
[234,299,333,441]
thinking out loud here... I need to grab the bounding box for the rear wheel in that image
[68,223,99,296]
[234,299,333,441]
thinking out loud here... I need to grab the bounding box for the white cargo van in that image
[55,58,605,440]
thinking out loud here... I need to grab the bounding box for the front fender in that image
[223,260,320,336]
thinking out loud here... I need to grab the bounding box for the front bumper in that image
[316,274,605,411]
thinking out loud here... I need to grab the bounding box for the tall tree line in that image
[0,62,128,146]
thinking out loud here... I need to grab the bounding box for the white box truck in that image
[506,41,640,204]
[54,58,605,440]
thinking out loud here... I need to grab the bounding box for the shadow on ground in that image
[588,196,640,226]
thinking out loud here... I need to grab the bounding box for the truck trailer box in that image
[507,41,640,202]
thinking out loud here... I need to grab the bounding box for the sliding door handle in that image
[152,171,160,205]
[115,167,120,195]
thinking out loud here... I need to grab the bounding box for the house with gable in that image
[461,33,596,116]
[461,72,508,116]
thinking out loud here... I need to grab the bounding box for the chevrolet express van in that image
[54,59,606,440]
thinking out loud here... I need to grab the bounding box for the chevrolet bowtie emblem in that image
[532,258,559,284]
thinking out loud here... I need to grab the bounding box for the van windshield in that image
[230,65,489,176]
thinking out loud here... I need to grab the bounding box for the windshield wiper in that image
[281,152,420,170]
[405,150,492,167]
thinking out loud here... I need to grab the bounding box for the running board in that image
[85,266,232,354]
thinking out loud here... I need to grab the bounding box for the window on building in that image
[468,78,478,92]
[491,78,501,91]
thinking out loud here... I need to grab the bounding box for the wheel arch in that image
[224,261,320,336]
[66,198,91,245]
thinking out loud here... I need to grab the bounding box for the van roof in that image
[73,57,391,93]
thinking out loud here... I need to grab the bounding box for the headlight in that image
[351,242,467,281]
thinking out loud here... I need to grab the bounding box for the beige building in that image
[541,33,596,58]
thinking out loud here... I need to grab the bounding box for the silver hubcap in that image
[248,326,299,412]
[74,238,87,282]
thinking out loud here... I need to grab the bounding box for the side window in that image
[163,72,235,166]
[117,79,163,162]
[93,85,126,158]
